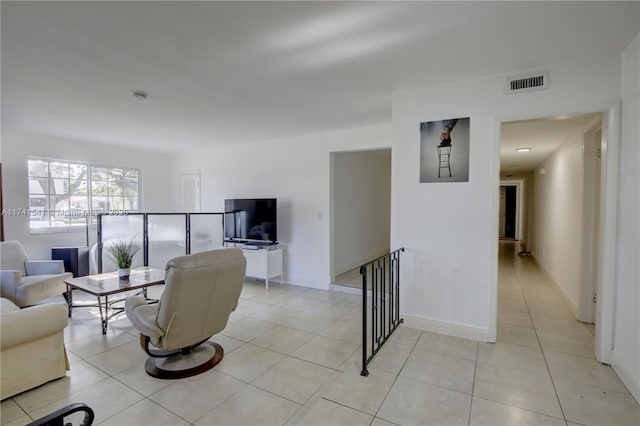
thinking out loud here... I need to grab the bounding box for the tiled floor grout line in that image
[369,330,424,425]
[510,251,569,425]
[68,311,329,426]
[468,341,480,426]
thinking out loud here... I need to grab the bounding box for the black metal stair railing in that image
[27,403,95,426]
[361,247,405,376]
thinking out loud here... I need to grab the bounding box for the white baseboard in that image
[531,255,580,319]
[402,314,489,342]
[329,284,363,296]
[279,275,330,291]
[613,360,640,404]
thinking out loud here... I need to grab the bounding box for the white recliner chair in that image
[125,248,246,379]
[0,241,72,307]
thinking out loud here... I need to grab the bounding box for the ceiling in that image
[2,1,638,153]
[500,113,602,174]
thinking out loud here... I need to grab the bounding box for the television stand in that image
[225,242,283,289]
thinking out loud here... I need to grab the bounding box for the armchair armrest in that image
[25,260,65,276]
[0,270,21,300]
[125,295,164,339]
[1,303,68,349]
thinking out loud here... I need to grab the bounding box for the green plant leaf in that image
[106,239,139,269]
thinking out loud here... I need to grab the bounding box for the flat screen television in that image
[224,198,278,244]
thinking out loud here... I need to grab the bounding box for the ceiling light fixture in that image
[516,148,531,152]
[132,91,148,100]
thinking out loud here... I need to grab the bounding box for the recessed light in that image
[516,148,531,152]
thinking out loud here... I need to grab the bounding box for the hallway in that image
[496,240,639,425]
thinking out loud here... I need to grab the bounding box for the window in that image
[28,158,140,231]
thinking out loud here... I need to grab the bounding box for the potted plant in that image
[107,240,139,279]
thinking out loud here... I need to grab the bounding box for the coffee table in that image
[64,267,165,334]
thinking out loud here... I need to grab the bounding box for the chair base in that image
[144,341,224,379]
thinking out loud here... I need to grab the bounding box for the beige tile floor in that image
[2,241,639,425]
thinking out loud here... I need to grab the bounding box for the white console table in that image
[241,247,283,290]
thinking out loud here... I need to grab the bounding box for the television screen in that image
[224,198,277,244]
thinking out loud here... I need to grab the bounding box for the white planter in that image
[118,268,131,279]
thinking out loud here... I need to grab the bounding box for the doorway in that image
[179,171,201,212]
[495,106,620,364]
[499,185,517,239]
[329,148,392,286]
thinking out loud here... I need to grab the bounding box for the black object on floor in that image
[26,402,94,426]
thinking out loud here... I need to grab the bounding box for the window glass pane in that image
[123,197,139,211]
[28,160,49,177]
[92,181,108,195]
[92,196,108,212]
[50,162,69,178]
[109,168,124,182]
[30,220,50,229]
[108,181,124,196]
[68,203,88,226]
[50,195,69,214]
[72,180,88,195]
[124,170,138,182]
[125,182,138,197]
[69,217,87,227]
[29,195,47,210]
[49,194,69,227]
[29,196,48,228]
[109,197,123,210]
[92,167,109,181]
[69,164,87,179]
[49,179,69,195]
[50,218,69,227]
[29,178,48,195]
[70,195,89,211]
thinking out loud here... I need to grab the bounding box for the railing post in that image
[360,247,405,377]
[360,264,369,377]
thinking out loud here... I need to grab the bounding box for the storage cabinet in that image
[241,248,283,289]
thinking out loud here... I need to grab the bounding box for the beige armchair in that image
[0,241,72,307]
[125,248,246,379]
[1,297,69,400]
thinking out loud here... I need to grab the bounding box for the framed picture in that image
[419,117,470,183]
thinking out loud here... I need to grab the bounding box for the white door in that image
[179,172,200,212]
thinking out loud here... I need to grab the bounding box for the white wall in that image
[613,33,640,402]
[332,149,391,276]
[170,124,392,289]
[1,130,173,258]
[529,123,593,316]
[392,58,622,341]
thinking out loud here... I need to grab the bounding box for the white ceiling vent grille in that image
[506,72,549,94]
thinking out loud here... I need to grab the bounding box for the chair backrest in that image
[157,248,246,350]
[0,241,28,275]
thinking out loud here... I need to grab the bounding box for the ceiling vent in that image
[506,71,549,94]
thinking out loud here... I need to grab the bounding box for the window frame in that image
[27,157,141,234]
